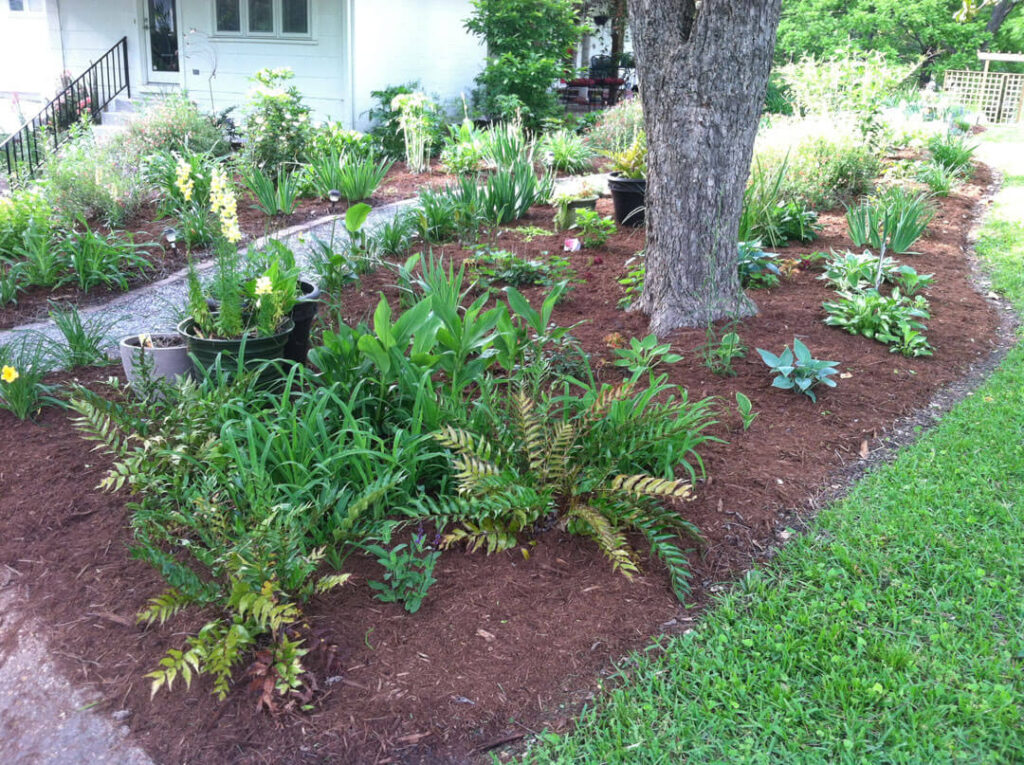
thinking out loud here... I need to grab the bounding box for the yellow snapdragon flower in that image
[174,156,194,202]
[209,167,242,244]
[254,276,273,296]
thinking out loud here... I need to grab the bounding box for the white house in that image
[1,0,488,132]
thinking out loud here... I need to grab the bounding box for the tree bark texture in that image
[629,0,783,335]
[986,0,1020,36]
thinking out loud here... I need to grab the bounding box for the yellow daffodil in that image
[1,365,19,384]
[254,276,273,296]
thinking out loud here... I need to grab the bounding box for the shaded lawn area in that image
[524,159,1024,762]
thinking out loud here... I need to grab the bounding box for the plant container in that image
[119,333,191,389]
[567,196,599,224]
[177,318,294,386]
[284,280,321,363]
[608,172,646,227]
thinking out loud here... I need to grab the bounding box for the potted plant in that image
[552,182,600,230]
[119,332,191,390]
[178,167,298,383]
[246,238,321,364]
[607,132,647,227]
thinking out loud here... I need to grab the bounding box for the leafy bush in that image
[823,288,932,356]
[119,93,230,157]
[820,250,933,296]
[612,334,683,381]
[464,0,584,126]
[574,208,616,248]
[305,123,377,163]
[0,188,51,259]
[757,338,839,402]
[738,240,781,289]
[539,129,594,174]
[779,52,919,117]
[416,379,718,600]
[71,366,436,700]
[608,131,647,179]
[39,122,149,227]
[244,68,311,170]
[441,119,488,174]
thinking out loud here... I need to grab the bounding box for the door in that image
[143,0,180,84]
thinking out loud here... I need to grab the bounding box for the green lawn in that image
[525,140,1024,763]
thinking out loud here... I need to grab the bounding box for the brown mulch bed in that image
[0,161,455,331]
[0,166,1003,764]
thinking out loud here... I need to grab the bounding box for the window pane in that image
[282,0,308,34]
[215,0,240,32]
[248,0,272,33]
[9,0,26,11]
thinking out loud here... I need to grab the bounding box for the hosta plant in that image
[823,288,933,357]
[415,382,718,601]
[757,338,839,402]
[738,240,781,289]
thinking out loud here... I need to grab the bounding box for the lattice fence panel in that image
[943,70,1024,123]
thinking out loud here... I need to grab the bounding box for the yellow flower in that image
[1,365,18,384]
[254,276,273,296]
[209,167,242,243]
[174,156,194,202]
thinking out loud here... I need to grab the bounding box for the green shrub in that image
[765,136,880,209]
[415,379,718,601]
[57,221,153,291]
[440,118,488,174]
[574,208,616,248]
[119,93,230,157]
[145,149,217,247]
[367,82,446,160]
[739,157,821,246]
[779,52,919,118]
[738,241,781,289]
[464,0,584,126]
[915,160,958,196]
[0,188,51,259]
[305,122,377,162]
[244,68,311,170]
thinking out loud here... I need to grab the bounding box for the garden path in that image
[0,175,605,362]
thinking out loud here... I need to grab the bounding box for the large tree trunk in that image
[629,0,783,335]
[986,0,1020,36]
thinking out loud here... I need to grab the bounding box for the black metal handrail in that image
[1,36,130,186]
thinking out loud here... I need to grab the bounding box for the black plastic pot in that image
[608,172,647,227]
[178,318,294,387]
[283,280,321,363]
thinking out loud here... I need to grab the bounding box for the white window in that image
[7,0,45,12]
[214,0,310,38]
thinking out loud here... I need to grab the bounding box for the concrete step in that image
[100,109,136,127]
[110,97,136,113]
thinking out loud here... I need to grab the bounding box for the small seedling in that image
[735,392,758,431]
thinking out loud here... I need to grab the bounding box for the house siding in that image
[50,0,484,129]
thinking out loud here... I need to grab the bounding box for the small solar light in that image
[163,227,178,251]
[545,151,555,167]
[328,189,342,205]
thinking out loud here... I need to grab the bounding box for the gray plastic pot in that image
[119,333,191,390]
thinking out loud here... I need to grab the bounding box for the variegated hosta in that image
[423,383,702,601]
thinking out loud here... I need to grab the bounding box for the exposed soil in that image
[0,165,1004,764]
[0,161,456,331]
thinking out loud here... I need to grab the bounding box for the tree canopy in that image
[775,0,1023,75]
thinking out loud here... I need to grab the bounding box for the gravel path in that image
[0,198,418,356]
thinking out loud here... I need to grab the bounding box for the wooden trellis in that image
[943,52,1024,124]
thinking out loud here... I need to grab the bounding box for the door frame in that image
[139,0,183,85]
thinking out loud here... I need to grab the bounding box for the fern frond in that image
[434,425,496,462]
[588,382,634,421]
[443,520,519,555]
[568,503,638,578]
[334,470,406,537]
[630,509,698,603]
[515,390,546,474]
[452,454,502,494]
[137,588,193,626]
[610,473,693,500]
[544,420,577,485]
[315,573,352,594]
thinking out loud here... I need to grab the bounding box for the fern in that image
[137,588,193,626]
[568,504,639,578]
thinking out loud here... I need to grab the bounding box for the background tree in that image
[465,0,585,125]
[630,0,783,333]
[776,0,1021,76]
